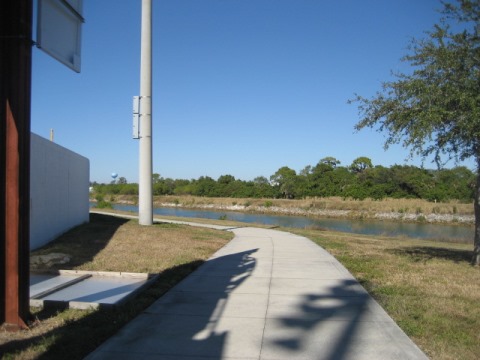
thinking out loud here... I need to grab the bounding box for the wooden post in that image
[0,0,32,329]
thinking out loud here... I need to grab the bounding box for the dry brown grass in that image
[0,213,233,359]
[30,213,232,273]
[291,228,480,360]
[110,195,474,216]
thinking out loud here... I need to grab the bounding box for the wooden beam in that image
[0,0,33,330]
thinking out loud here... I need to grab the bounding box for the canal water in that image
[100,203,474,243]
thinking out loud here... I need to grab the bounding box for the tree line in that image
[91,156,474,202]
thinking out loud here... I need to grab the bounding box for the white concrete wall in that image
[30,133,90,250]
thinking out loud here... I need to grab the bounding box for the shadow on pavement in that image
[9,249,258,359]
[0,260,204,359]
[272,279,370,360]
[112,249,259,359]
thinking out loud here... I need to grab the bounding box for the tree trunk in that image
[473,163,480,266]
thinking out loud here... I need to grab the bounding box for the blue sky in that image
[31,0,473,184]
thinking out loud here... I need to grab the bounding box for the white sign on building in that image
[37,0,84,73]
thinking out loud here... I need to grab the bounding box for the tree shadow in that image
[84,249,257,359]
[30,213,129,270]
[271,279,371,359]
[391,246,472,264]
[0,260,204,359]
[2,249,258,359]
[122,249,258,359]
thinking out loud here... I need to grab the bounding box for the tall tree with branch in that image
[350,0,480,265]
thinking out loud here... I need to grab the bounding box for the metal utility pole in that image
[138,0,153,225]
[0,0,33,329]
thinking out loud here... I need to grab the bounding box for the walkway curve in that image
[85,220,428,359]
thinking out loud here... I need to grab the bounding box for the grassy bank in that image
[290,228,479,360]
[0,213,233,359]
[96,195,474,224]
[1,212,479,359]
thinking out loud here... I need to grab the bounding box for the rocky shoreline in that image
[152,201,475,225]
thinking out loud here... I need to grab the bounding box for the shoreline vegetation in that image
[92,195,475,226]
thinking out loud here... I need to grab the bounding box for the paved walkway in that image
[85,225,428,360]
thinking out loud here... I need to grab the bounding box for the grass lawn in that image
[289,228,480,360]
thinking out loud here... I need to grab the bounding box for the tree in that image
[390,165,435,199]
[270,166,297,198]
[350,0,480,265]
[216,175,239,197]
[319,156,341,168]
[193,176,216,196]
[218,174,235,184]
[424,167,474,201]
[152,173,161,184]
[253,176,270,186]
[350,157,373,173]
[299,165,313,177]
[250,176,272,198]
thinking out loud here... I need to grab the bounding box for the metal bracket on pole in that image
[132,96,140,139]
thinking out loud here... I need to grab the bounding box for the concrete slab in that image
[193,258,272,278]
[146,291,269,318]
[266,294,395,322]
[271,262,351,279]
[174,274,272,295]
[41,276,148,304]
[85,353,258,360]
[30,273,85,298]
[211,241,271,258]
[262,318,423,360]
[30,271,152,309]
[85,225,428,360]
[86,313,265,359]
[270,278,369,296]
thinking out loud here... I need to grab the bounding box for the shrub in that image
[96,200,113,209]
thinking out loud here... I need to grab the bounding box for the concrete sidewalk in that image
[85,226,428,360]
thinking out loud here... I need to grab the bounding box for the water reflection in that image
[92,203,474,243]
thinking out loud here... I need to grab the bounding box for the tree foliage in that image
[351,1,480,166]
[350,0,480,264]
[350,157,373,173]
[270,167,298,198]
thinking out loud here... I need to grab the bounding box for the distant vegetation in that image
[91,157,474,203]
